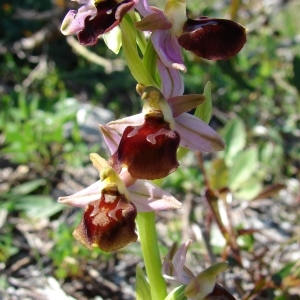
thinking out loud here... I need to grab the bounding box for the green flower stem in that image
[136,211,167,300]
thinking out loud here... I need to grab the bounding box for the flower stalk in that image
[137,212,167,299]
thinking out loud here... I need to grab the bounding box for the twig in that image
[14,8,62,21]
[66,36,125,74]
[13,22,59,53]
[181,192,193,242]
[15,55,48,91]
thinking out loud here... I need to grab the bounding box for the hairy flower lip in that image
[109,114,181,180]
[178,17,247,60]
[61,0,137,46]
[78,0,136,45]
[73,192,138,252]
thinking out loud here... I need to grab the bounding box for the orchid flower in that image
[135,0,246,71]
[162,240,236,300]
[61,0,138,45]
[58,153,181,252]
[105,85,224,180]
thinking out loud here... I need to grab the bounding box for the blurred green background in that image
[0,0,299,299]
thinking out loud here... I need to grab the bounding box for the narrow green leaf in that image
[194,81,212,124]
[14,196,64,218]
[276,261,298,278]
[18,93,28,119]
[136,265,151,300]
[131,11,147,54]
[9,179,46,195]
[223,118,246,166]
[228,147,258,191]
[120,15,156,86]
[237,230,254,251]
[207,158,228,190]
[234,178,262,201]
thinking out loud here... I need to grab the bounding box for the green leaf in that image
[234,178,262,201]
[164,285,187,300]
[236,228,254,251]
[223,118,246,166]
[120,15,156,86]
[9,179,46,195]
[132,11,147,54]
[136,265,151,300]
[207,158,228,190]
[194,81,212,124]
[14,195,64,218]
[228,147,258,191]
[276,261,298,278]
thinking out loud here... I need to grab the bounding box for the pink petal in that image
[61,9,96,35]
[168,94,206,117]
[151,30,186,72]
[128,180,182,212]
[107,113,144,135]
[99,125,121,154]
[172,239,195,285]
[134,0,154,16]
[175,113,225,152]
[58,180,101,208]
[157,59,184,99]
[162,240,195,286]
[135,11,172,31]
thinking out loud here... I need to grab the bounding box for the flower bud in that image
[185,262,229,300]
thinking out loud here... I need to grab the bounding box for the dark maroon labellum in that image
[78,0,135,45]
[73,191,137,252]
[109,114,180,180]
[178,17,246,60]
